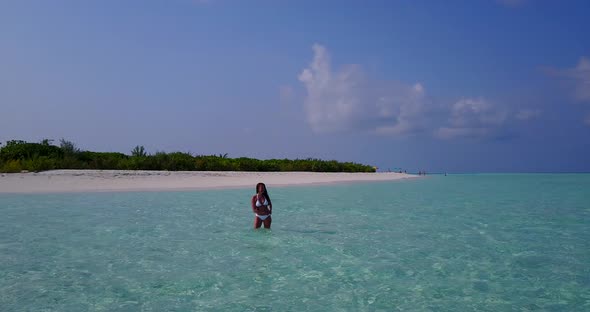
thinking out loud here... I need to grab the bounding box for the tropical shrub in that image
[0,139,377,173]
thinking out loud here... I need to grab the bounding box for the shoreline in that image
[0,170,418,194]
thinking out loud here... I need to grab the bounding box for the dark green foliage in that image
[0,140,63,161]
[0,160,23,173]
[131,145,147,157]
[59,138,80,155]
[135,152,195,171]
[0,139,376,173]
[59,139,82,169]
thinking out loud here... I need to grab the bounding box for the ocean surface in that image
[0,174,589,311]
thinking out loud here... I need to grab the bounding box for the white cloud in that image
[297,44,535,140]
[549,56,590,125]
[568,57,590,102]
[298,44,429,136]
[550,56,590,103]
[435,98,508,140]
[515,108,542,120]
[373,83,430,136]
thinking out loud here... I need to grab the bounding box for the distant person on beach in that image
[251,182,272,229]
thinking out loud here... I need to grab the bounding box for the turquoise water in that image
[1,174,589,311]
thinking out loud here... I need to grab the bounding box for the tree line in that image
[0,139,376,173]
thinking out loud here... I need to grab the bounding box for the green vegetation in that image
[0,139,376,173]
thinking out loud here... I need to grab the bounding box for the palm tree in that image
[132,145,147,157]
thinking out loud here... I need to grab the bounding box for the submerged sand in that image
[0,170,416,194]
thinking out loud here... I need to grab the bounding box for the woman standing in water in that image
[251,182,272,229]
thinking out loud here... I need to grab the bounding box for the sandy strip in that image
[0,170,417,194]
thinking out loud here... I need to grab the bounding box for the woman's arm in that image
[251,195,258,213]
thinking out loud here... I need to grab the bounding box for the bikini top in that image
[255,195,269,207]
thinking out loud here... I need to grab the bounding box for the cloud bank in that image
[435,98,508,140]
[546,56,590,102]
[298,44,536,139]
[565,57,590,103]
[298,44,430,136]
[548,55,590,126]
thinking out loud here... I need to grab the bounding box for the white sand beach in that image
[0,170,416,194]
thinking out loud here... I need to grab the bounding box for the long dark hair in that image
[256,182,272,206]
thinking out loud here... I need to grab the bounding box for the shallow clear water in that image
[1,174,589,311]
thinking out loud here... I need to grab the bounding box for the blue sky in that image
[1,0,589,172]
